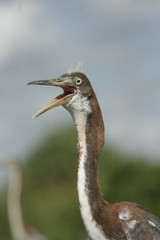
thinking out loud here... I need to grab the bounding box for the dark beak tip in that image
[27,82,32,86]
[27,80,46,86]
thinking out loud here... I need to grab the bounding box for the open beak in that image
[28,77,75,119]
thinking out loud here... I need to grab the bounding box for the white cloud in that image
[0,3,21,62]
[0,1,62,63]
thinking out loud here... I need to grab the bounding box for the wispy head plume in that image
[67,62,86,74]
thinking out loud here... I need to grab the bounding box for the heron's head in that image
[28,72,93,118]
[0,158,19,172]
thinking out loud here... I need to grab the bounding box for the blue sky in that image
[0,0,160,172]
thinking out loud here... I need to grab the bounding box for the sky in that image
[0,0,160,178]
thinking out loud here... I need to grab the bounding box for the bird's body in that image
[29,71,160,239]
[5,160,48,240]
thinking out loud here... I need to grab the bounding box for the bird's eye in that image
[76,78,82,85]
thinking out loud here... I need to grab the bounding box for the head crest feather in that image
[67,62,86,74]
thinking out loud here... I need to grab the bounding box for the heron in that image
[2,159,48,240]
[28,70,160,240]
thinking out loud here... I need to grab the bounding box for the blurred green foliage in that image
[0,126,160,239]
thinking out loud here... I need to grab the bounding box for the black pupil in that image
[77,79,81,84]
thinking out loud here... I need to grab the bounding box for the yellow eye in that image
[76,78,82,85]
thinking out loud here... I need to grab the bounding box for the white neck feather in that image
[64,93,106,240]
[77,136,106,240]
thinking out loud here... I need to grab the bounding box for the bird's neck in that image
[71,92,108,239]
[77,92,105,203]
[7,168,27,240]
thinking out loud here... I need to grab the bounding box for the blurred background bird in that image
[1,159,48,240]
